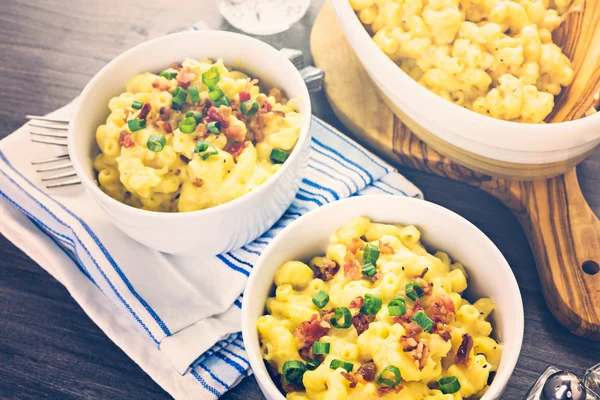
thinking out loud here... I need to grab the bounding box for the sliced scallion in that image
[412,310,434,332]
[128,118,145,132]
[376,366,401,388]
[147,134,166,152]
[438,376,461,394]
[312,290,329,309]
[282,360,305,386]
[312,341,330,355]
[329,359,353,373]
[270,148,289,164]
[330,307,352,329]
[360,293,382,315]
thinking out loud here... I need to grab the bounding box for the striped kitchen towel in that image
[0,32,422,400]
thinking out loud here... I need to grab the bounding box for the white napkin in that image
[0,97,422,399]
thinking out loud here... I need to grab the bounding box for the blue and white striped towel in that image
[0,107,422,397]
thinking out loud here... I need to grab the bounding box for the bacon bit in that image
[341,371,366,388]
[193,178,204,187]
[282,382,303,393]
[152,78,171,91]
[159,107,171,121]
[393,319,423,337]
[346,238,365,255]
[349,296,364,309]
[433,322,452,341]
[238,90,251,103]
[411,340,430,370]
[294,314,329,347]
[379,240,394,254]
[264,101,273,112]
[425,295,455,325]
[312,258,339,281]
[169,62,183,70]
[321,309,336,323]
[352,313,369,336]
[400,336,418,351]
[119,131,135,148]
[298,345,324,363]
[416,278,433,296]
[418,267,429,279]
[373,271,383,281]
[273,110,286,118]
[356,362,376,382]
[224,124,246,142]
[176,67,196,89]
[455,333,474,365]
[156,121,173,134]
[343,259,362,280]
[378,385,404,397]
[207,107,230,128]
[404,301,424,321]
[137,103,151,120]
[179,154,192,164]
[226,141,248,158]
[269,87,282,103]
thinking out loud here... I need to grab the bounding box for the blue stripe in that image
[0,184,160,345]
[310,144,366,187]
[197,362,230,389]
[299,187,329,204]
[239,246,260,256]
[295,192,322,206]
[234,298,242,309]
[0,151,171,337]
[314,118,390,174]
[191,369,221,397]
[222,347,249,367]
[227,252,254,270]
[302,178,340,200]
[312,137,373,185]
[213,351,246,374]
[308,160,355,193]
[378,179,408,196]
[370,182,395,196]
[216,254,250,276]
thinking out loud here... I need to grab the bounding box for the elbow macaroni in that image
[351,0,575,123]
[94,58,301,212]
[257,217,501,399]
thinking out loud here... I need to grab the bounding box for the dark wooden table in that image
[1,1,599,399]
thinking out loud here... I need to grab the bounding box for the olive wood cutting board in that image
[310,1,600,339]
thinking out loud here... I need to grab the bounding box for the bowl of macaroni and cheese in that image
[332,0,600,179]
[242,195,523,400]
[69,30,311,254]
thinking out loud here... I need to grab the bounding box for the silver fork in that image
[28,49,324,189]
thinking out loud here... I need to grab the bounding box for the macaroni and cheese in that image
[93,58,301,212]
[258,217,501,399]
[350,0,575,123]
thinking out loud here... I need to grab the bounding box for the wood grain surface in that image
[1,1,600,399]
[311,1,600,339]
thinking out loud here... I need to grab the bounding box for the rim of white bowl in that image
[332,0,600,153]
[242,195,524,400]
[69,30,312,219]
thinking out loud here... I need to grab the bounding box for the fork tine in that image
[30,131,68,138]
[36,162,73,172]
[31,154,70,165]
[31,138,68,146]
[41,171,77,181]
[26,115,70,124]
[28,122,68,130]
[46,178,81,189]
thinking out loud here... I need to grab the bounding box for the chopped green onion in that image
[360,293,382,315]
[188,86,200,103]
[128,118,145,132]
[329,359,353,373]
[361,262,377,277]
[438,376,461,394]
[146,134,166,152]
[241,99,259,116]
[363,243,380,265]
[312,341,330,355]
[179,117,197,134]
[405,282,425,301]
[306,359,321,371]
[202,66,220,87]
[282,360,306,386]
[185,110,203,123]
[330,307,352,329]
[387,297,406,317]
[207,121,221,134]
[131,100,143,110]
[312,290,329,309]
[194,140,219,160]
[159,69,178,80]
[214,95,230,108]
[376,366,402,388]
[412,310,434,332]
[171,86,188,110]
[208,87,225,101]
[270,148,289,164]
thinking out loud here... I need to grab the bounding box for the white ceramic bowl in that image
[242,195,524,400]
[68,30,311,255]
[332,0,600,167]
